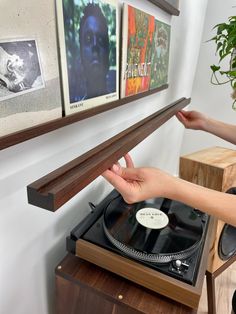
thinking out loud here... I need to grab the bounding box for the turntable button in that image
[175,259,182,269]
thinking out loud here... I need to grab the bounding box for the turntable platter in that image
[103,195,203,263]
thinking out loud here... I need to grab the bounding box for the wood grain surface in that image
[74,215,214,309]
[55,254,196,314]
[179,146,236,273]
[27,97,190,211]
[0,85,168,151]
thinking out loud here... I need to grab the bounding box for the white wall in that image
[0,1,207,313]
[181,0,236,155]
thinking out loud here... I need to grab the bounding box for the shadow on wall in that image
[44,178,109,313]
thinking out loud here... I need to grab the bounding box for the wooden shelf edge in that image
[148,0,180,16]
[0,85,168,151]
[27,97,190,211]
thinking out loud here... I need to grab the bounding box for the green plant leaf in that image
[209,14,236,109]
[232,99,236,110]
[219,70,230,75]
[225,70,236,76]
[216,42,223,51]
[217,24,228,34]
[207,36,217,42]
[210,65,221,72]
[213,22,225,29]
[232,60,236,68]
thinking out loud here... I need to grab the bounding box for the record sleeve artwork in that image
[0,40,44,101]
[57,0,119,116]
[150,20,170,89]
[0,0,62,137]
[0,38,62,137]
[121,4,171,98]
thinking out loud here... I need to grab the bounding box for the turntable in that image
[67,190,213,309]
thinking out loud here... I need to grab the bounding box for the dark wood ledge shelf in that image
[149,0,180,16]
[0,85,168,151]
[0,1,179,152]
[27,97,190,211]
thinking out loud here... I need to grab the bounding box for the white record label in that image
[136,207,169,229]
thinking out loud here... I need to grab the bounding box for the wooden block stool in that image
[179,146,236,314]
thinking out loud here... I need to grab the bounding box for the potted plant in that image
[210,16,236,108]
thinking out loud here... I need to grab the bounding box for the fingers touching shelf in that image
[27,97,190,211]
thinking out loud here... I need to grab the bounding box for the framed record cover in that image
[0,0,62,137]
[150,20,171,90]
[120,4,155,98]
[57,0,119,116]
[0,39,44,102]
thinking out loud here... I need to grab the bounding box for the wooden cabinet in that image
[55,254,196,314]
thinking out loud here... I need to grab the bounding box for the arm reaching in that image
[103,158,236,227]
[176,109,236,145]
[176,110,208,130]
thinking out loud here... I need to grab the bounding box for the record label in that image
[136,207,169,229]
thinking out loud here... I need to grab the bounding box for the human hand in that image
[176,110,208,130]
[102,154,174,203]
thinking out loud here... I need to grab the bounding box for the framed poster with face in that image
[56,0,119,116]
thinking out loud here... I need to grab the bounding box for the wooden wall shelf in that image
[27,97,190,211]
[148,0,180,16]
[0,1,180,152]
[0,85,168,151]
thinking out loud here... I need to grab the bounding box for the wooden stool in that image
[55,254,196,314]
[179,146,236,314]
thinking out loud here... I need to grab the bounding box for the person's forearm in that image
[203,117,236,145]
[166,176,236,226]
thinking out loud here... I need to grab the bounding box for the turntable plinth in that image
[55,254,196,314]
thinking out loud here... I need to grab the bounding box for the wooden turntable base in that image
[55,254,196,314]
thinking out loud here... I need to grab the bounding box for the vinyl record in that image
[103,195,203,263]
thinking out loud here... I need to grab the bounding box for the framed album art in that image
[0,0,63,137]
[150,20,171,90]
[56,0,119,116]
[0,39,44,101]
[120,4,155,98]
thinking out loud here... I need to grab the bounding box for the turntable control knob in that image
[175,260,182,269]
